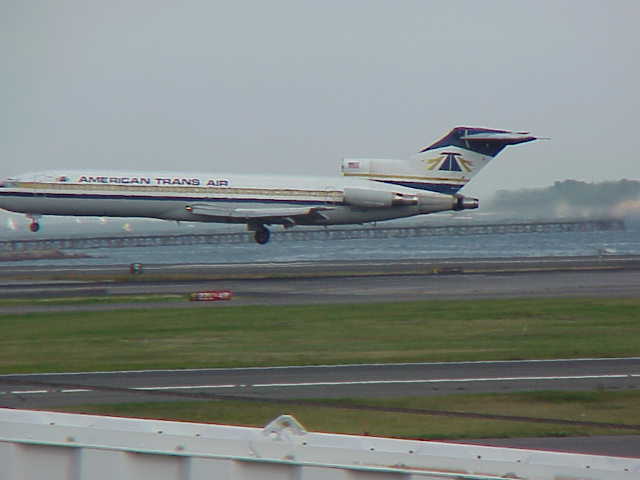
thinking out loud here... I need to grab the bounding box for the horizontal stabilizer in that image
[421,126,538,157]
[460,131,537,144]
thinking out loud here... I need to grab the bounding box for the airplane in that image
[0,127,537,244]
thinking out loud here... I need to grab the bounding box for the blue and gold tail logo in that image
[425,152,473,172]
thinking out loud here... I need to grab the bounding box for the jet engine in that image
[343,187,418,208]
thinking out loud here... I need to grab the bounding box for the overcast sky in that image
[2,0,638,200]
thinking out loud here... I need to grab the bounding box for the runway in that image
[2,358,639,408]
[1,255,640,314]
[2,254,640,280]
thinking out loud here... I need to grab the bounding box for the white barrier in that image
[0,408,638,479]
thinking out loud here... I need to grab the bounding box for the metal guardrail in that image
[0,218,625,252]
[1,409,638,479]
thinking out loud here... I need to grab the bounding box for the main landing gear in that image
[253,225,271,245]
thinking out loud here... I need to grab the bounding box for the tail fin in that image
[342,127,537,194]
[421,126,537,157]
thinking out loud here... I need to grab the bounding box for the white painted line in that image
[137,384,237,391]
[16,373,633,396]
[4,357,639,377]
[9,390,49,395]
[3,371,637,398]
[127,373,640,391]
[250,374,640,388]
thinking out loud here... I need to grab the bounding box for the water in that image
[3,224,639,267]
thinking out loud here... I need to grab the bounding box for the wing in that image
[185,203,333,225]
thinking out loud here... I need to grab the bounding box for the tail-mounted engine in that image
[343,187,418,208]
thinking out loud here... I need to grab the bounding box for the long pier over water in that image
[0,218,625,252]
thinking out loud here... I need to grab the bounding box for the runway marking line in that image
[3,357,640,378]
[4,374,639,396]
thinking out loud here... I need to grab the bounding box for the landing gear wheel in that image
[29,222,40,233]
[254,226,270,245]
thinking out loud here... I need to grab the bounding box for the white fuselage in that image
[0,170,459,226]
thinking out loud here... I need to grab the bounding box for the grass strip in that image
[55,390,640,441]
[1,297,639,373]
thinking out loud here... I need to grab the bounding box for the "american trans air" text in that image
[76,176,229,187]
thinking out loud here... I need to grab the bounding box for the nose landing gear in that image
[26,214,41,233]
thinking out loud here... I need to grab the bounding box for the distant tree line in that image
[487,179,640,218]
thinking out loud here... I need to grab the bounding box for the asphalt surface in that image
[2,358,639,408]
[2,254,640,280]
[1,256,639,314]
